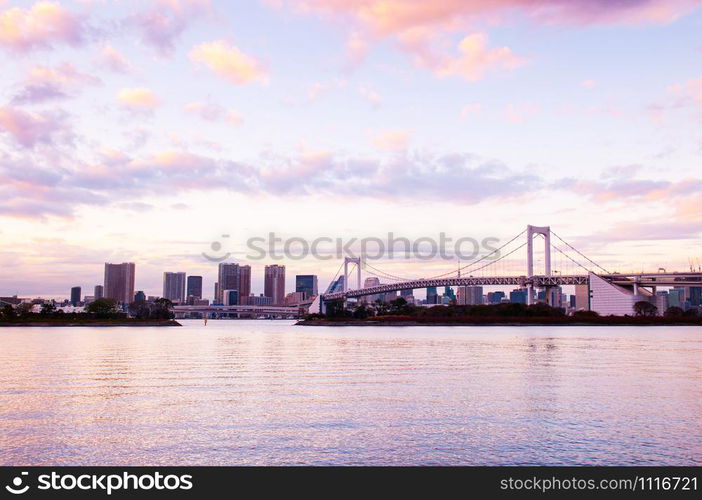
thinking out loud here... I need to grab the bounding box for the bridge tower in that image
[343,257,362,293]
[526,225,551,305]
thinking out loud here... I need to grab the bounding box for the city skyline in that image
[2,1,702,296]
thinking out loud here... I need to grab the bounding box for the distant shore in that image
[0,319,181,327]
[297,317,702,327]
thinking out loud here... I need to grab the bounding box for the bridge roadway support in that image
[526,225,551,305]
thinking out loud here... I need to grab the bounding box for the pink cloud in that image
[189,40,268,85]
[371,129,410,151]
[0,105,69,147]
[13,62,100,104]
[434,33,525,81]
[184,101,243,124]
[98,45,131,73]
[669,77,702,106]
[273,1,697,78]
[131,0,212,55]
[580,79,597,88]
[0,1,83,53]
[117,87,160,112]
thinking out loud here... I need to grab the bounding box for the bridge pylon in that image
[343,257,362,293]
[526,225,551,305]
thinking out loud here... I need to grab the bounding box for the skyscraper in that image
[264,265,286,305]
[457,286,483,305]
[70,286,81,306]
[163,272,186,304]
[216,263,251,304]
[295,275,318,298]
[94,285,104,300]
[104,262,135,304]
[426,286,438,304]
[186,275,203,299]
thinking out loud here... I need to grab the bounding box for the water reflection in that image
[0,322,700,465]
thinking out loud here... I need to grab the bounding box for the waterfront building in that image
[216,263,251,304]
[223,290,239,306]
[426,286,438,304]
[70,286,81,306]
[264,265,286,305]
[243,294,274,306]
[186,276,203,299]
[457,286,483,305]
[134,290,146,303]
[94,285,104,300]
[668,288,685,309]
[295,275,318,299]
[163,272,186,304]
[285,292,306,305]
[510,288,528,304]
[104,262,135,304]
[589,273,660,316]
[487,291,505,304]
[363,277,381,303]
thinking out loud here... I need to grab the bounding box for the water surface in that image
[1,321,700,465]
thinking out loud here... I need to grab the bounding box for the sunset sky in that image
[1,0,702,298]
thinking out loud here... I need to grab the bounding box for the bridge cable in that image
[550,230,610,274]
[425,229,527,279]
[550,243,598,275]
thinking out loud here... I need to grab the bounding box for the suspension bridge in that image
[318,225,702,315]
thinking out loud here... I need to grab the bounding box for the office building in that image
[264,265,286,305]
[134,290,146,303]
[426,286,438,304]
[363,277,381,303]
[70,286,81,306]
[216,263,251,304]
[186,275,203,299]
[285,292,306,305]
[163,272,186,304]
[295,275,318,298]
[510,289,528,304]
[223,290,239,306]
[487,291,505,304]
[94,285,104,300]
[243,294,273,306]
[104,262,135,304]
[457,286,483,305]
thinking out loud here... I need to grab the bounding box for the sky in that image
[1,0,702,299]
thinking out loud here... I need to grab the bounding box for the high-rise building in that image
[295,275,318,298]
[70,286,81,306]
[264,265,286,305]
[163,272,186,304]
[223,290,239,306]
[400,288,413,298]
[510,289,528,304]
[457,286,483,305]
[487,291,505,304]
[426,286,438,304]
[94,285,104,300]
[186,275,203,299]
[362,276,381,303]
[104,262,135,304]
[216,263,251,304]
[134,290,146,303]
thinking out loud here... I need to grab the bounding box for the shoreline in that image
[297,319,702,327]
[0,320,182,327]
